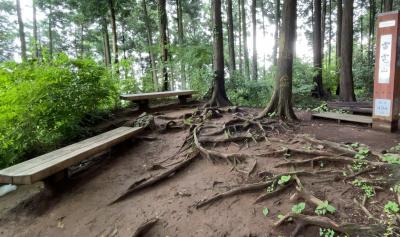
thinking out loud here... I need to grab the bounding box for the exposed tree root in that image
[290,185,324,206]
[131,218,159,237]
[195,181,272,209]
[194,126,252,164]
[300,135,356,156]
[275,156,385,168]
[198,134,255,144]
[353,198,379,221]
[275,213,386,237]
[254,180,294,204]
[110,150,199,205]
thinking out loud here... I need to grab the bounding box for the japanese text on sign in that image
[379,35,392,84]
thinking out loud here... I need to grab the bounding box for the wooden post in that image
[373,11,400,132]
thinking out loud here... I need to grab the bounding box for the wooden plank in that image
[312,112,372,125]
[120,90,195,101]
[0,127,132,176]
[327,101,373,108]
[0,127,144,184]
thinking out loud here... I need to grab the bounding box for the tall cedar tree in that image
[272,0,280,66]
[16,0,27,61]
[339,0,355,101]
[241,0,250,79]
[384,0,393,11]
[108,0,118,64]
[336,0,342,95]
[176,0,186,89]
[312,0,324,97]
[143,0,158,91]
[102,17,111,67]
[206,0,232,107]
[158,0,169,91]
[227,0,236,74]
[251,0,258,81]
[258,0,297,120]
[32,0,40,59]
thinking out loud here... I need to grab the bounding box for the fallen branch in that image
[132,218,159,237]
[110,150,199,205]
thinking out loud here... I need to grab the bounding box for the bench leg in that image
[178,95,192,104]
[136,100,150,110]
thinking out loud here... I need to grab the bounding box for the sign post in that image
[373,11,400,132]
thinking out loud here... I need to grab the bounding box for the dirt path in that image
[0,107,399,237]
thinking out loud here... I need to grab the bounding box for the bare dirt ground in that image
[0,104,399,237]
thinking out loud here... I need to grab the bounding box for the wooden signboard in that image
[373,11,400,132]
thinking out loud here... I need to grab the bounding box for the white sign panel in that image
[379,35,392,84]
[374,99,392,117]
[379,20,396,28]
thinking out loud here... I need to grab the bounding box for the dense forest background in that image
[0,0,398,167]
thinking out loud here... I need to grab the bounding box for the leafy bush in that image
[0,54,119,168]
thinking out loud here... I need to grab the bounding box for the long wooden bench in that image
[120,90,196,109]
[0,126,144,185]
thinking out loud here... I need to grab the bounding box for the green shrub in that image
[0,54,119,168]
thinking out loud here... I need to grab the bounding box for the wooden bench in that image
[120,90,196,109]
[0,127,144,185]
[312,112,373,126]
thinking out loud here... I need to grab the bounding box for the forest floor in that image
[0,102,400,237]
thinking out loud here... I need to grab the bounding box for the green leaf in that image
[292,202,306,214]
[262,207,269,216]
[278,175,291,185]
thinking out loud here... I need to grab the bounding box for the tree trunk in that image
[108,0,119,64]
[206,0,232,107]
[339,0,355,101]
[158,0,169,91]
[80,24,84,58]
[227,0,236,75]
[336,0,342,95]
[328,0,332,88]
[176,0,186,89]
[238,0,243,73]
[32,0,39,60]
[272,0,280,66]
[16,0,27,61]
[261,0,266,77]
[368,0,376,67]
[251,0,258,81]
[258,0,297,121]
[313,0,324,97]
[384,0,393,11]
[241,0,250,80]
[143,0,159,91]
[102,18,111,67]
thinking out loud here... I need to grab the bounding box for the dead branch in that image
[131,218,159,237]
[110,150,199,205]
[195,181,272,209]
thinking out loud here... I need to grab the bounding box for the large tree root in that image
[300,135,356,156]
[132,218,159,237]
[275,156,385,168]
[194,181,272,209]
[254,180,294,204]
[274,213,387,237]
[110,150,199,205]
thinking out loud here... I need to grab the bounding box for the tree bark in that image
[258,0,297,121]
[206,0,232,107]
[158,0,169,91]
[339,0,355,101]
[227,0,236,75]
[312,0,324,97]
[48,5,53,59]
[336,0,342,95]
[384,0,393,11]
[143,0,159,91]
[328,0,332,87]
[102,18,111,67]
[32,0,39,60]
[368,0,376,67]
[251,0,258,81]
[176,0,186,89]
[241,0,250,80]
[16,0,27,61]
[108,0,119,64]
[238,0,243,73]
[272,0,280,66]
